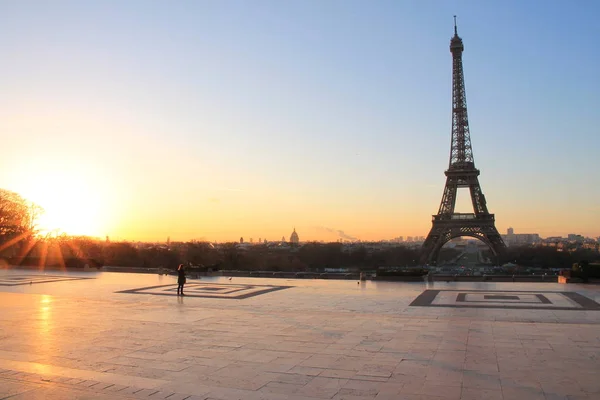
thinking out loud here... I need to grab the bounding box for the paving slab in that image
[1,269,600,400]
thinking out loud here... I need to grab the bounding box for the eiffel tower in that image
[420,17,506,265]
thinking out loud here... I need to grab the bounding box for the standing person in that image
[177,264,186,296]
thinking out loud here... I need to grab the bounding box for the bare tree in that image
[0,189,44,248]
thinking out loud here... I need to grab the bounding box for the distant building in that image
[240,237,244,244]
[290,228,299,245]
[568,234,584,242]
[582,241,599,251]
[502,228,540,246]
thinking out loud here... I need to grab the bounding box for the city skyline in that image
[39,225,600,245]
[1,1,599,242]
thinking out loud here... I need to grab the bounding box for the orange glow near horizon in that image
[3,152,598,243]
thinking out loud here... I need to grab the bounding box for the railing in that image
[432,213,495,222]
[451,213,476,220]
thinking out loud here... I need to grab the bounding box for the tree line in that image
[4,235,596,272]
[1,237,454,271]
[1,188,598,271]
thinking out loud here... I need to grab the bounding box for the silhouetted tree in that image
[501,245,600,270]
[140,246,180,269]
[179,241,219,267]
[103,242,141,267]
[349,246,368,267]
[0,189,43,249]
[220,242,241,269]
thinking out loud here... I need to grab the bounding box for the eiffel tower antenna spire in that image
[420,21,506,266]
[454,15,457,35]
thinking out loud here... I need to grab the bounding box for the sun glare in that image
[12,165,111,237]
[36,192,104,236]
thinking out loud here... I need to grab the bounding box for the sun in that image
[34,187,105,236]
[11,164,112,237]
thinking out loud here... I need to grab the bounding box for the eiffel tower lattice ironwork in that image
[420,17,506,265]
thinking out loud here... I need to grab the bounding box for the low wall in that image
[101,266,162,274]
[1,264,565,284]
[432,274,558,283]
[222,270,360,280]
[372,275,427,282]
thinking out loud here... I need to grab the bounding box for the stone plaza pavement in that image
[1,270,600,400]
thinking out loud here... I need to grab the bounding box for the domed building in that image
[289,228,299,245]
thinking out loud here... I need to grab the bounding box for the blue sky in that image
[0,1,598,241]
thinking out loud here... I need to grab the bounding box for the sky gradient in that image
[1,1,599,242]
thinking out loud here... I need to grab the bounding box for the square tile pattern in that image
[410,289,600,310]
[116,282,292,299]
[0,274,93,286]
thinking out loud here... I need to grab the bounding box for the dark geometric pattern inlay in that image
[116,282,292,299]
[0,274,94,286]
[410,289,600,310]
[484,295,520,300]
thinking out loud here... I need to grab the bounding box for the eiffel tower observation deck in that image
[420,17,506,265]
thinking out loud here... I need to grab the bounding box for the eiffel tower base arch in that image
[420,216,506,266]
